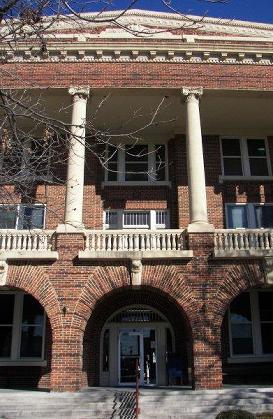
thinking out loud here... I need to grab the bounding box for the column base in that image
[187,222,215,233]
[56,223,86,234]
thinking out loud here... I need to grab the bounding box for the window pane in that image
[0,327,12,357]
[19,206,44,230]
[102,329,110,372]
[156,211,167,226]
[0,294,15,324]
[125,163,148,181]
[125,145,148,162]
[227,206,247,229]
[155,164,166,181]
[222,139,241,156]
[22,295,44,325]
[105,211,118,228]
[259,292,273,321]
[0,207,17,229]
[230,293,252,323]
[232,337,254,355]
[223,158,243,176]
[108,145,118,162]
[155,145,166,162]
[249,158,268,176]
[107,162,118,181]
[254,206,273,228]
[247,139,266,157]
[261,324,273,354]
[20,325,43,357]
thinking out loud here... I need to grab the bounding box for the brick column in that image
[64,87,90,229]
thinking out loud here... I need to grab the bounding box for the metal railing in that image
[214,229,273,252]
[85,229,186,252]
[0,229,55,252]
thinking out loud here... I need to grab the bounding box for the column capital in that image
[182,87,203,101]
[68,86,90,98]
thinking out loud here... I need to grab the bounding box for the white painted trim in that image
[103,209,170,230]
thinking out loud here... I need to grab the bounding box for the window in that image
[103,210,169,230]
[226,204,273,229]
[0,292,45,361]
[0,204,45,229]
[221,138,271,177]
[105,144,168,182]
[229,290,273,359]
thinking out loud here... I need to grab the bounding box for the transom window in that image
[104,209,169,229]
[0,204,45,229]
[229,290,273,358]
[105,144,167,182]
[226,203,273,229]
[221,138,271,177]
[109,307,165,323]
[0,292,45,361]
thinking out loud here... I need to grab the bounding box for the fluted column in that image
[64,87,90,229]
[182,88,213,232]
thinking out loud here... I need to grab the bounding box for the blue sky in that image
[87,0,273,24]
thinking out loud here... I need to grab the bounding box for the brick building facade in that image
[1,9,273,391]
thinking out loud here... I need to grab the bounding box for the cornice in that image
[2,44,273,66]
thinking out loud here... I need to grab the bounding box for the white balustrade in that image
[85,230,186,252]
[0,230,55,252]
[214,229,273,253]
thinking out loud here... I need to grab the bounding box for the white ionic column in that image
[182,88,214,232]
[64,87,90,229]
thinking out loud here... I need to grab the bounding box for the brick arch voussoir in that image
[142,264,202,336]
[6,264,62,329]
[70,265,130,331]
[212,262,265,327]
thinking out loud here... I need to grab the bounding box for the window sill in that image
[228,356,273,364]
[219,175,273,184]
[102,181,171,187]
[0,360,47,366]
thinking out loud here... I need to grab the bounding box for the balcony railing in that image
[0,230,57,260]
[79,229,193,259]
[214,229,273,257]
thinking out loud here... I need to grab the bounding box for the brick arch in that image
[210,261,265,328]
[82,285,193,386]
[6,264,62,329]
[71,263,201,336]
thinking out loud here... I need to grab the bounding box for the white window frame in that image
[220,137,272,178]
[225,203,273,229]
[104,143,169,184]
[228,289,273,363]
[0,203,46,230]
[103,209,170,230]
[0,291,46,366]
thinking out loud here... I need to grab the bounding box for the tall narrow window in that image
[221,139,243,176]
[107,145,118,181]
[125,145,148,181]
[20,294,44,358]
[102,329,110,372]
[247,139,268,176]
[258,292,273,354]
[229,293,253,355]
[0,294,15,358]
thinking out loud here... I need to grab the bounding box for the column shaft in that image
[64,87,89,228]
[183,88,212,231]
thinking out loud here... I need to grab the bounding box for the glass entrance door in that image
[119,328,157,385]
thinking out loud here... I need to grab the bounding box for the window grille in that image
[109,307,165,323]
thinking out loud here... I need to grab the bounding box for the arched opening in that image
[83,286,192,388]
[0,287,52,390]
[221,285,273,385]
